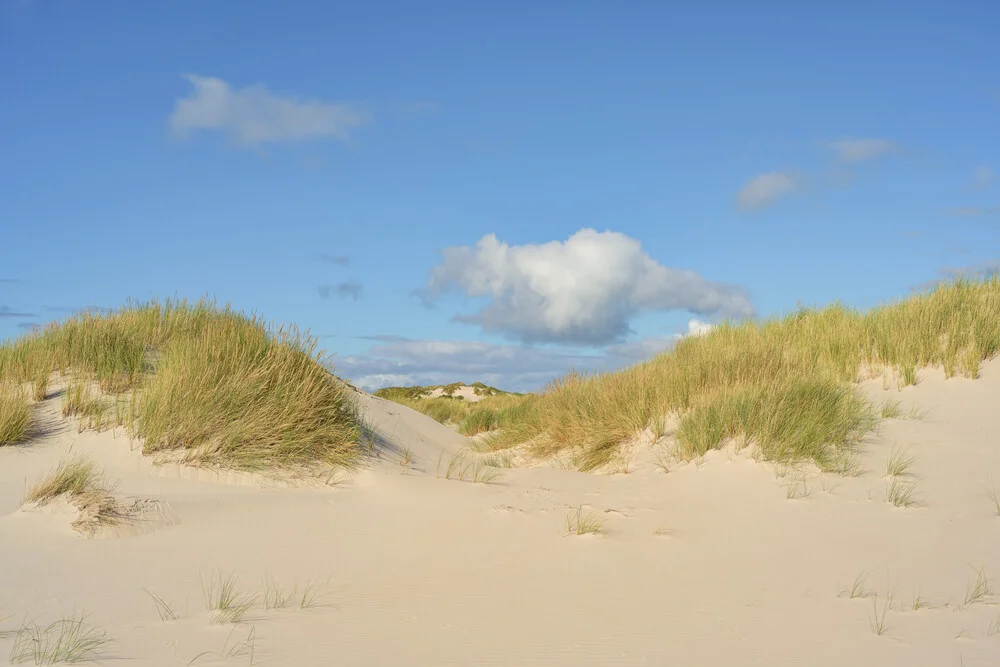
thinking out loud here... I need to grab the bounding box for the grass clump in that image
[840,570,873,599]
[0,299,362,472]
[566,506,603,535]
[455,278,1000,472]
[868,595,891,636]
[884,446,917,478]
[885,478,919,508]
[23,457,123,532]
[0,384,32,445]
[437,451,504,484]
[201,570,257,625]
[963,567,993,607]
[9,612,110,665]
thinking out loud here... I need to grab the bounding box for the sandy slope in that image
[2,363,1000,666]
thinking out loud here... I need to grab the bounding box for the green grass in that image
[437,278,1000,471]
[9,613,110,665]
[884,445,917,478]
[0,384,32,445]
[437,451,504,484]
[963,567,993,607]
[868,594,891,636]
[144,589,180,621]
[885,477,919,508]
[0,299,362,472]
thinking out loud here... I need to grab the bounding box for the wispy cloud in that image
[973,165,996,189]
[824,137,898,163]
[945,205,1000,217]
[318,282,363,300]
[0,278,18,283]
[420,229,752,346]
[16,322,40,331]
[736,172,800,212]
[0,306,34,318]
[314,253,350,266]
[169,74,369,147]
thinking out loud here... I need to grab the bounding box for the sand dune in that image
[2,362,1000,666]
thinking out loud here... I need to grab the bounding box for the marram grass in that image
[459,277,1000,471]
[0,298,362,471]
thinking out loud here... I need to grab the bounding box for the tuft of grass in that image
[0,384,32,445]
[23,457,123,532]
[439,452,504,484]
[144,589,179,621]
[566,506,603,536]
[884,445,917,478]
[262,574,291,610]
[32,373,48,402]
[880,399,903,419]
[886,477,919,508]
[296,580,322,609]
[987,480,1000,516]
[988,613,1000,637]
[841,570,873,599]
[9,613,110,665]
[911,592,930,611]
[61,382,110,432]
[201,570,258,625]
[963,567,993,607]
[869,594,891,636]
[785,478,811,500]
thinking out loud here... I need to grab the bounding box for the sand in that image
[2,362,1000,666]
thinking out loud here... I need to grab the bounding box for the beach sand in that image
[2,361,999,665]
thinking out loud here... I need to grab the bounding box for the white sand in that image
[2,362,1000,665]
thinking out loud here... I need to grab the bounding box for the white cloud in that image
[420,229,753,345]
[169,74,368,147]
[736,172,799,211]
[973,165,995,189]
[825,138,897,163]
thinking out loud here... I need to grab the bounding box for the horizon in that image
[2,1,998,392]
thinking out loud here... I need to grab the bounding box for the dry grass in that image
[449,278,1000,471]
[437,451,504,484]
[9,612,110,664]
[566,506,603,535]
[0,383,32,445]
[201,570,257,625]
[0,299,362,471]
[23,457,123,532]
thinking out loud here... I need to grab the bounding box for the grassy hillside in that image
[451,278,1000,471]
[373,382,527,436]
[0,299,361,470]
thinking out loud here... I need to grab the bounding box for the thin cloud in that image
[825,138,897,163]
[16,322,41,331]
[945,205,1000,217]
[0,306,34,318]
[169,74,369,147]
[318,282,363,300]
[314,253,350,266]
[973,165,996,189]
[0,278,18,283]
[420,229,753,346]
[736,172,800,212]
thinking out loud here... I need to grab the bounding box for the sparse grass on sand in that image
[23,456,123,532]
[444,278,1000,471]
[566,506,603,535]
[201,570,257,625]
[437,451,504,484]
[9,612,110,665]
[963,567,993,607]
[0,299,362,471]
[0,383,32,445]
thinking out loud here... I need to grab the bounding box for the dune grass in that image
[0,384,32,445]
[0,299,362,471]
[566,506,603,535]
[202,570,257,625]
[9,612,110,665]
[458,277,1000,471]
[24,456,124,532]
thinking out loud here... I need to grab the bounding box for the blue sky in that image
[1,0,998,391]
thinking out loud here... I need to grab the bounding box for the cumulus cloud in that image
[825,138,897,163]
[420,229,753,345]
[169,74,368,147]
[736,172,799,211]
[318,282,362,300]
